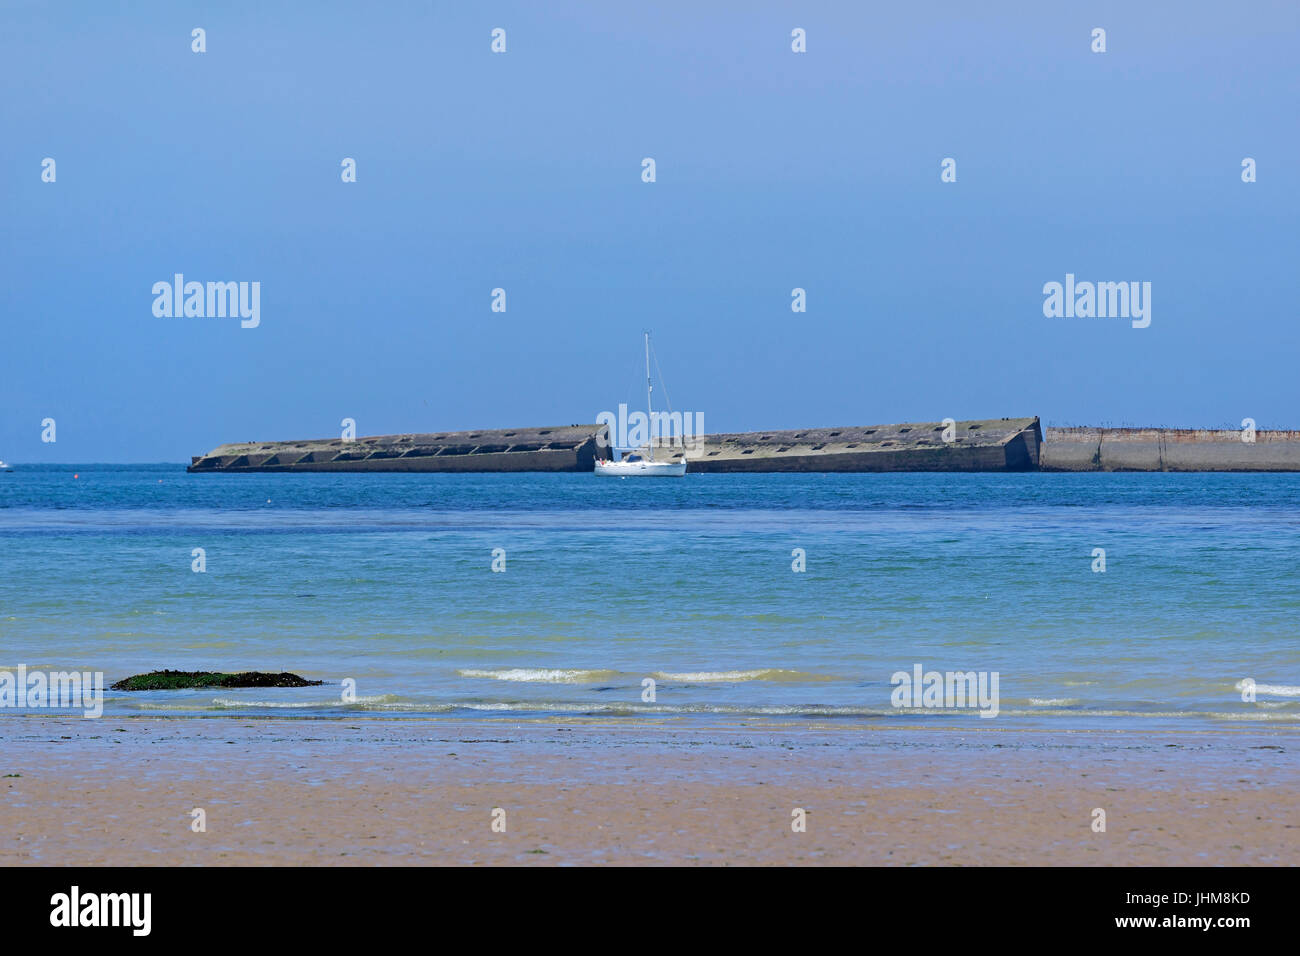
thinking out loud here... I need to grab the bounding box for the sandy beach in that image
[2,717,1296,866]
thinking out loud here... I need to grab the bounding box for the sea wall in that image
[193,418,1300,474]
[187,425,609,473]
[1040,427,1300,472]
[662,418,1042,473]
[188,418,1044,474]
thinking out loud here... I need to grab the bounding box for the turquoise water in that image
[1,465,1298,727]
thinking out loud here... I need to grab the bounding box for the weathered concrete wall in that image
[652,418,1042,472]
[1041,427,1300,471]
[188,425,609,473]
[189,418,1043,474]
[193,419,1300,473]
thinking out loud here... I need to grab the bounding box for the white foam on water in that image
[457,668,619,684]
[999,708,1300,721]
[1239,681,1300,697]
[206,694,401,709]
[456,701,894,716]
[652,669,818,683]
[79,697,1300,721]
[1028,698,1080,706]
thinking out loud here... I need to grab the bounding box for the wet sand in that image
[2,717,1297,865]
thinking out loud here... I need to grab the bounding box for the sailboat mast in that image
[644,331,654,461]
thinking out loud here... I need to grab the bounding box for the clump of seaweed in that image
[110,670,324,691]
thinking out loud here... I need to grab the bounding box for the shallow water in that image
[1,465,1297,727]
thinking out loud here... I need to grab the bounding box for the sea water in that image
[1,465,1297,727]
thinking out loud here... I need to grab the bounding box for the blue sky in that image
[3,1,1297,462]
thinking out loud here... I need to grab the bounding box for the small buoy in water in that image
[73,474,78,479]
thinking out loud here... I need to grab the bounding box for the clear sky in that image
[3,1,1297,462]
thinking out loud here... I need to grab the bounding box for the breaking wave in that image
[457,668,620,684]
[1237,680,1300,697]
[652,669,831,683]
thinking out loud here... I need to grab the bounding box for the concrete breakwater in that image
[187,419,1300,474]
[650,418,1042,472]
[187,418,1042,473]
[1041,426,1300,471]
[187,424,609,473]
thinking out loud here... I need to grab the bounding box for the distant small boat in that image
[595,333,688,478]
[0,460,12,472]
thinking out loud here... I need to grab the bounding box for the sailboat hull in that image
[594,459,687,477]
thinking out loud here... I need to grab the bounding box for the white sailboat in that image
[594,333,688,477]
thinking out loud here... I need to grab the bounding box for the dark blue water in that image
[1,465,1297,726]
